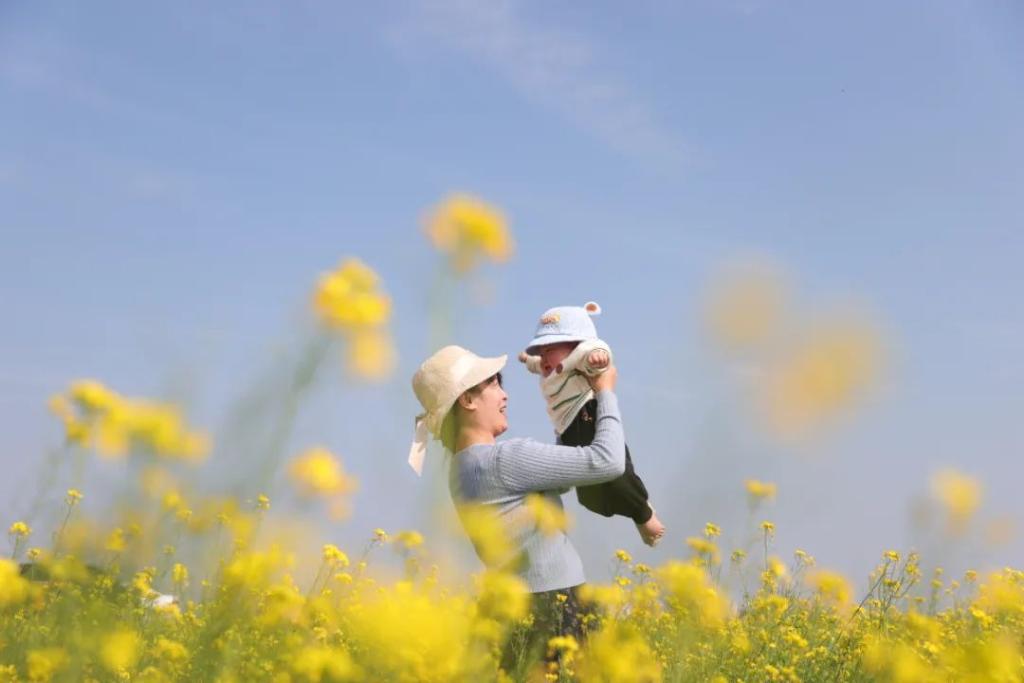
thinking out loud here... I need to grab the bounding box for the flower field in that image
[3,196,1021,682]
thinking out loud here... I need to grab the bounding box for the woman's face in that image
[463,374,508,437]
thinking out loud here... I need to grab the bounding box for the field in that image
[3,198,1021,683]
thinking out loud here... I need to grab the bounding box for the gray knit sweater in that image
[448,390,626,592]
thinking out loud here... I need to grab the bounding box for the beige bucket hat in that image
[408,345,507,474]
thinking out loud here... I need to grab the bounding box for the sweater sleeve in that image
[520,353,544,375]
[571,339,613,377]
[497,391,626,492]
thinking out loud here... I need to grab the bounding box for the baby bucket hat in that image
[409,345,507,475]
[524,301,602,355]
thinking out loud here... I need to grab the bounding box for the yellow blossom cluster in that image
[704,260,884,440]
[424,193,513,274]
[4,476,1024,683]
[48,380,210,460]
[312,257,396,381]
[287,446,358,520]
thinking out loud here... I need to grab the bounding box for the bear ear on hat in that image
[584,301,601,316]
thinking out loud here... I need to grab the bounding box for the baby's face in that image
[537,342,579,377]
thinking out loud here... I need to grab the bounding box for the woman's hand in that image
[589,362,617,392]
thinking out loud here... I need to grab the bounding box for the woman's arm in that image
[497,391,626,492]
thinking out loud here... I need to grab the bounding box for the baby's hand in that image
[636,513,666,547]
[518,351,529,363]
[587,349,610,369]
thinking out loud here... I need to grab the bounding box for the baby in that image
[519,302,666,546]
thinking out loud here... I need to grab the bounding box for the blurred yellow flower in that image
[524,494,571,536]
[104,528,127,553]
[100,629,140,673]
[49,380,210,461]
[763,319,882,439]
[686,536,721,564]
[424,193,513,273]
[744,479,777,503]
[171,563,188,587]
[454,505,516,569]
[808,569,853,607]
[65,488,83,506]
[313,258,391,331]
[0,559,30,606]
[705,259,789,352]
[322,544,350,567]
[152,637,188,663]
[658,561,729,628]
[930,468,982,533]
[577,622,663,682]
[475,570,529,622]
[291,644,361,682]
[346,328,397,381]
[26,647,68,682]
[394,530,424,550]
[8,521,30,538]
[312,258,397,382]
[288,447,358,498]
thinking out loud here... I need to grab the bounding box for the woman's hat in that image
[524,301,602,355]
[408,345,507,475]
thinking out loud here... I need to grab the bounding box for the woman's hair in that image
[439,372,503,454]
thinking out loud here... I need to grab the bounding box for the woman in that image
[409,344,626,664]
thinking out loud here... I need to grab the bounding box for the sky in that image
[2,0,1023,587]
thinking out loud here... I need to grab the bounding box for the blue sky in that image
[2,0,1022,584]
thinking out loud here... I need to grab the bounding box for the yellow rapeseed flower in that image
[704,259,789,352]
[808,569,853,607]
[152,637,189,663]
[323,544,350,567]
[476,570,529,622]
[0,559,30,606]
[65,488,83,506]
[524,494,571,536]
[930,468,982,533]
[8,521,30,538]
[105,528,127,553]
[394,530,424,550]
[26,648,68,681]
[686,536,721,564]
[288,447,358,498]
[50,381,210,461]
[762,319,881,439]
[658,561,729,628]
[745,479,777,503]
[424,193,513,273]
[346,328,397,381]
[100,629,140,673]
[312,258,391,331]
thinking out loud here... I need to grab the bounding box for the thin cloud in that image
[390,0,685,164]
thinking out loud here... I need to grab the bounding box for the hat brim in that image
[525,334,589,356]
[425,353,507,435]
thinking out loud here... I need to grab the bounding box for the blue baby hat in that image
[525,301,602,354]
